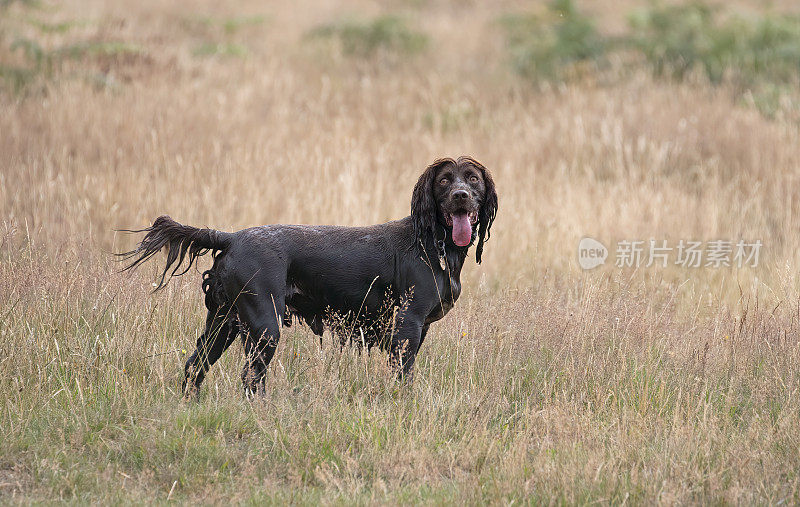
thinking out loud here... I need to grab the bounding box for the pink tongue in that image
[451,213,472,247]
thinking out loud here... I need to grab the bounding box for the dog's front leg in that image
[389,317,424,382]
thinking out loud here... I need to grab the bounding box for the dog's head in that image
[411,156,497,263]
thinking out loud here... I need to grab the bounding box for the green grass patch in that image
[185,14,267,36]
[1,35,144,94]
[25,18,89,34]
[308,15,428,58]
[192,42,247,58]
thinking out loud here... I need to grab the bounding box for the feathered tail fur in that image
[118,215,232,290]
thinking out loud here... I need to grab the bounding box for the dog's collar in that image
[434,226,447,271]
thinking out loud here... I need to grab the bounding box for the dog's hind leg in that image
[182,310,239,399]
[182,274,239,399]
[237,288,285,397]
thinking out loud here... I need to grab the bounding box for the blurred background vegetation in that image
[3,0,800,118]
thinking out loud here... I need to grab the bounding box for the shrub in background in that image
[501,0,606,81]
[501,0,800,118]
[628,2,800,88]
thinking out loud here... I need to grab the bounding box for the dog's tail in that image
[117,215,233,290]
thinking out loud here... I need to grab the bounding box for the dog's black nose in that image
[452,189,469,201]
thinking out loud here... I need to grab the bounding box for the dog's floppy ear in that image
[411,158,452,243]
[469,158,497,264]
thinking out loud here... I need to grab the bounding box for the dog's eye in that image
[469,175,479,183]
[439,178,449,185]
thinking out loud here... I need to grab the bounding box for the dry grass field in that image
[2,0,800,503]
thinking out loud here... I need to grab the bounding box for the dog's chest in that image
[425,270,461,324]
